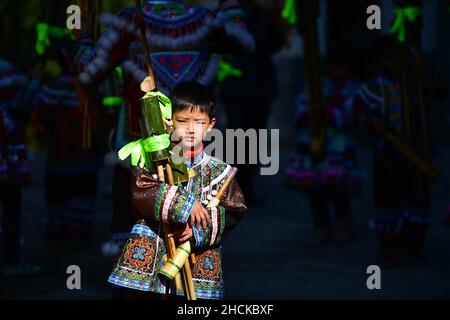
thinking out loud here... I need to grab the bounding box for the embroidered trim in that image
[202,164,231,193]
[178,192,196,224]
[154,184,169,221]
[99,10,216,50]
[193,223,203,247]
[130,224,158,239]
[210,206,218,246]
[108,274,152,292]
[162,185,178,222]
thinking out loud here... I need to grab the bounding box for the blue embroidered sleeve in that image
[132,168,195,225]
[192,206,226,248]
[153,183,196,225]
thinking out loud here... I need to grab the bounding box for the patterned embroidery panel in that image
[151,52,210,89]
[176,191,196,223]
[108,223,169,293]
[186,155,229,198]
[109,155,234,299]
[154,183,196,224]
[192,248,222,286]
[123,238,155,271]
[185,156,230,299]
[191,247,224,300]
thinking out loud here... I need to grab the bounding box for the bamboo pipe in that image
[135,0,156,90]
[157,164,184,295]
[165,163,196,300]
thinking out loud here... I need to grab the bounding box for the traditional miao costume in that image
[36,41,101,239]
[108,146,247,300]
[75,0,254,255]
[354,75,431,261]
[285,76,362,240]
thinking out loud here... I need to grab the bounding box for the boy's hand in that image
[172,224,193,244]
[190,201,210,229]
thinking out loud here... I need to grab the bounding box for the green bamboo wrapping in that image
[139,95,189,184]
[139,96,170,162]
[169,142,189,184]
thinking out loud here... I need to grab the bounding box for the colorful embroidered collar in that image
[184,144,205,169]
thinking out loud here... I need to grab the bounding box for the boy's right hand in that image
[190,201,210,229]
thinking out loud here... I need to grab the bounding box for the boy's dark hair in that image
[169,81,216,119]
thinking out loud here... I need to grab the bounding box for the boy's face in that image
[172,107,216,149]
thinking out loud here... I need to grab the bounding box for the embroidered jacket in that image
[108,152,247,299]
[285,77,362,194]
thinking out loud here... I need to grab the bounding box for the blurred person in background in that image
[285,46,363,246]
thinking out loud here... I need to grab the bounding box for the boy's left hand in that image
[172,224,194,244]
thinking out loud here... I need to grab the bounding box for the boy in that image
[109,81,247,300]
[76,0,254,256]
